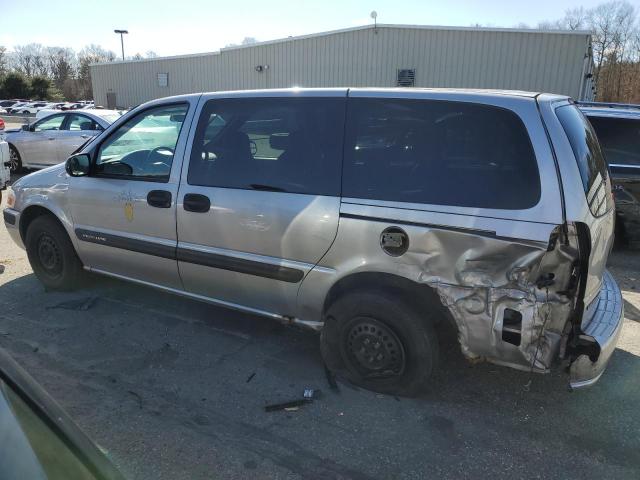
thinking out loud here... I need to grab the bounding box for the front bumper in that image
[569,270,624,389]
[3,208,24,249]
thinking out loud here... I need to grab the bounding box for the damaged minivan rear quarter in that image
[311,90,623,395]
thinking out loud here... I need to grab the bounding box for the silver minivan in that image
[3,89,623,395]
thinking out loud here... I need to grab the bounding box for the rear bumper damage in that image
[569,270,624,389]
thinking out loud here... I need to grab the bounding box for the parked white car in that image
[10,102,52,114]
[7,102,30,113]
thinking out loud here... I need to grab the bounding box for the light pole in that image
[114,29,128,60]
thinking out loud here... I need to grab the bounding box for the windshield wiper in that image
[249,183,288,193]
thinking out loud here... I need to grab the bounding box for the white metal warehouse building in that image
[90,24,595,108]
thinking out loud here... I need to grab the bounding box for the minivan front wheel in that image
[25,215,84,290]
[321,291,439,397]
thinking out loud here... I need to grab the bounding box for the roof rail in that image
[577,101,640,110]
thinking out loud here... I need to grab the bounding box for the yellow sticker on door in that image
[124,202,134,222]
[116,191,135,222]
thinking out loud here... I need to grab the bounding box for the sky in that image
[0,0,634,57]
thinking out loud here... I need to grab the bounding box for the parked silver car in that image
[3,89,623,395]
[5,110,122,172]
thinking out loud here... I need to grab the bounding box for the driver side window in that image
[34,114,65,132]
[95,103,188,181]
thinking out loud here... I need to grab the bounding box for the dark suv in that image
[579,102,640,245]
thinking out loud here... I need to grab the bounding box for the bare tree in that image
[563,7,588,30]
[145,51,158,58]
[46,47,76,89]
[537,20,563,30]
[12,43,48,77]
[0,46,7,76]
[77,44,117,99]
[587,1,638,100]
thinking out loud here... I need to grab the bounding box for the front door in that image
[176,94,346,316]
[67,101,194,289]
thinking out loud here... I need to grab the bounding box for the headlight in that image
[6,188,15,208]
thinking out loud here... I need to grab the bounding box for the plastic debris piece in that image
[264,399,306,412]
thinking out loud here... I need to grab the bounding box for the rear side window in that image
[586,116,640,166]
[188,97,345,196]
[556,105,612,216]
[556,105,609,192]
[342,98,540,209]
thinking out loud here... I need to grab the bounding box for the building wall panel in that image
[91,25,593,107]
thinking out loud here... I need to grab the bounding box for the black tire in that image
[614,214,628,249]
[25,215,84,290]
[321,291,439,397]
[8,145,22,173]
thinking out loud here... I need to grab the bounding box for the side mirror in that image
[21,124,30,131]
[66,153,91,177]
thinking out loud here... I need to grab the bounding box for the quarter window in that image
[94,103,188,181]
[342,98,541,209]
[188,97,345,196]
[556,106,609,192]
[34,115,65,132]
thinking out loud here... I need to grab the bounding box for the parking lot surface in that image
[1,192,639,479]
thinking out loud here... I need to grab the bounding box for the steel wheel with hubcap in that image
[321,290,439,397]
[25,215,84,290]
[342,316,406,379]
[36,233,64,279]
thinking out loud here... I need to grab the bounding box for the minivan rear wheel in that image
[25,215,84,290]
[321,291,439,397]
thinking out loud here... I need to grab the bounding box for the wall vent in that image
[396,69,416,87]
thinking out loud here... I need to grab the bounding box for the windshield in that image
[96,114,121,124]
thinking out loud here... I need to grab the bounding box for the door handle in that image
[183,193,211,213]
[48,137,55,140]
[81,134,90,139]
[147,190,172,208]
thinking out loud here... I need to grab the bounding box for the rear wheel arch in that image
[322,271,453,326]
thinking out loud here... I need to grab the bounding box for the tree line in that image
[1,1,639,103]
[536,1,640,103]
[0,44,156,102]
[476,1,639,102]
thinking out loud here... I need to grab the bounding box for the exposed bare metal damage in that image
[396,224,576,372]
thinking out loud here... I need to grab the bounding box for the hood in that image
[11,163,66,190]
